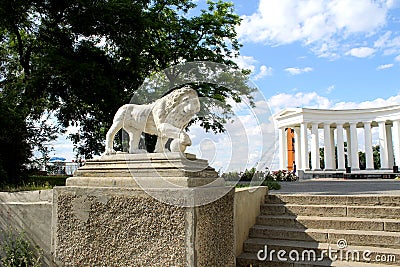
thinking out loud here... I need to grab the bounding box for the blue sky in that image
[50,0,400,172]
[233,0,400,111]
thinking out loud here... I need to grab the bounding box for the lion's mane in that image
[152,87,200,129]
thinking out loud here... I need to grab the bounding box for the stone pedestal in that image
[52,153,235,266]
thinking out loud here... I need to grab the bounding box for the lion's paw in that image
[179,133,191,146]
[105,148,116,155]
[170,139,187,153]
[129,148,147,154]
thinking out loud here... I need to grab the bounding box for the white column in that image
[349,122,360,170]
[311,123,320,170]
[336,124,346,171]
[386,124,394,168]
[300,122,309,170]
[279,128,288,170]
[346,127,352,167]
[324,123,334,170]
[393,120,400,167]
[294,126,301,170]
[363,121,374,170]
[378,121,389,169]
[330,128,336,169]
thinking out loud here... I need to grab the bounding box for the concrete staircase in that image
[237,194,400,266]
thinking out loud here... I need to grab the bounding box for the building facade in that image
[273,105,400,172]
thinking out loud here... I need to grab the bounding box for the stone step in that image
[74,168,217,178]
[66,175,224,188]
[265,194,400,207]
[79,162,213,172]
[242,238,400,265]
[237,252,397,267]
[261,204,400,219]
[256,215,400,232]
[249,225,400,248]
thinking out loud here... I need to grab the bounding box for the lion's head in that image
[154,86,200,128]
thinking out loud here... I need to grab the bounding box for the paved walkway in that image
[272,179,400,195]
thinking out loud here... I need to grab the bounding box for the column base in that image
[351,168,360,171]
[324,169,335,171]
[366,168,375,171]
[337,169,346,172]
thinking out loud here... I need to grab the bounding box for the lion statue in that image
[105,86,200,154]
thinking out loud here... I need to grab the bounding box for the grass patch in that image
[27,175,67,187]
[0,175,67,192]
[234,180,281,190]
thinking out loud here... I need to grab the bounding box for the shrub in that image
[221,171,240,182]
[261,180,281,190]
[271,170,298,182]
[1,228,42,267]
[223,168,298,183]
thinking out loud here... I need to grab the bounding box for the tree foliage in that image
[0,0,250,182]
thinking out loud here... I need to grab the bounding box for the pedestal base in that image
[52,153,235,266]
[52,186,235,266]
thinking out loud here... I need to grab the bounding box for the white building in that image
[273,105,400,172]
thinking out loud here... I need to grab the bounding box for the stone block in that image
[52,153,235,266]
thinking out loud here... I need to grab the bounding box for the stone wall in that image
[0,186,266,266]
[234,186,268,257]
[0,190,54,266]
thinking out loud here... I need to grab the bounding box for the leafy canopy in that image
[0,0,252,162]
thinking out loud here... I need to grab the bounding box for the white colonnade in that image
[274,106,400,171]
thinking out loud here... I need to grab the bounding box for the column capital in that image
[349,121,358,126]
[362,121,373,125]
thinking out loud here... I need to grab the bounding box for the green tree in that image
[373,145,381,169]
[0,0,59,184]
[1,0,250,169]
[0,95,31,185]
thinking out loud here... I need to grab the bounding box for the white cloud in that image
[326,85,335,94]
[395,55,400,62]
[233,55,273,80]
[233,55,257,72]
[284,67,313,75]
[268,92,332,113]
[332,95,400,109]
[254,65,273,80]
[346,47,376,58]
[374,31,392,48]
[237,0,395,57]
[376,63,394,70]
[269,91,400,114]
[374,31,400,55]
